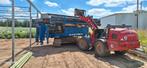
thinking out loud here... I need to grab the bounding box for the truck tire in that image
[53,38,62,47]
[115,51,126,55]
[77,38,89,51]
[95,40,110,57]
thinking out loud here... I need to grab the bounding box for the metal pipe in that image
[10,52,32,68]
[29,1,32,50]
[37,12,39,19]
[0,18,29,20]
[140,1,143,11]
[11,0,15,64]
[0,10,35,13]
[0,5,29,8]
[27,0,41,14]
[136,0,139,29]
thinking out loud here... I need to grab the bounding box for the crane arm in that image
[79,16,98,30]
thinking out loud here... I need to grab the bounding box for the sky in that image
[0,0,147,18]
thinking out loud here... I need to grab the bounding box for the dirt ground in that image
[0,39,34,68]
[1,39,147,68]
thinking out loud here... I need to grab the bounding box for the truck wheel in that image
[95,40,110,57]
[115,51,126,55]
[53,38,62,47]
[77,38,89,51]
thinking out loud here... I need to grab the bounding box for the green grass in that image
[137,30,147,53]
[137,30,147,46]
[0,27,36,39]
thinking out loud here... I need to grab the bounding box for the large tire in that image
[115,51,126,55]
[95,40,110,57]
[77,38,89,51]
[53,38,62,47]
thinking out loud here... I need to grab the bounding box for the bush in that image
[0,27,36,39]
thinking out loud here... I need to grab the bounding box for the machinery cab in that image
[94,24,140,57]
[106,24,140,51]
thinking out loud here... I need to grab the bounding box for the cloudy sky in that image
[0,0,147,18]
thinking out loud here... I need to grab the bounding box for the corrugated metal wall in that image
[116,13,137,29]
[100,15,116,28]
[100,13,147,29]
[139,13,147,29]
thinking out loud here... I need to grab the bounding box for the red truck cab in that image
[107,28,140,51]
[94,25,140,56]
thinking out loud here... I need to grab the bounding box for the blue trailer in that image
[35,14,92,50]
[35,9,101,50]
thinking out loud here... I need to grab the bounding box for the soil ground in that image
[0,39,147,68]
[0,39,34,68]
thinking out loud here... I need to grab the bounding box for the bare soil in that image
[0,39,34,68]
[0,39,147,68]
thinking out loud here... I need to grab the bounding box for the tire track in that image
[81,52,113,68]
[95,54,144,68]
[22,44,147,68]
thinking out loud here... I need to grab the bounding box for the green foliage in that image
[0,20,36,27]
[137,30,147,53]
[0,27,36,39]
[137,30,147,46]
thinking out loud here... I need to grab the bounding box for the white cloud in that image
[45,1,58,7]
[143,7,147,10]
[41,12,48,14]
[122,5,137,13]
[61,8,74,16]
[87,4,147,18]
[30,0,34,2]
[21,0,34,2]
[119,4,147,13]
[86,0,137,7]
[61,8,113,18]
[8,7,30,17]
[87,8,113,18]
[0,0,11,5]
[86,0,104,6]
[9,7,24,12]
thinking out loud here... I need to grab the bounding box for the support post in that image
[136,0,139,29]
[11,0,15,64]
[37,11,39,19]
[140,1,143,11]
[29,2,32,50]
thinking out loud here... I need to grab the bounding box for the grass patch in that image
[137,30,147,53]
[137,30,147,46]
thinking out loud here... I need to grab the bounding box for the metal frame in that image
[0,5,29,8]
[136,0,139,29]
[5,0,42,65]
[0,0,42,65]
[27,0,41,14]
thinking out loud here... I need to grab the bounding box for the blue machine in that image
[35,14,89,45]
[35,9,101,51]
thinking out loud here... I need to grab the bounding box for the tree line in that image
[0,19,36,27]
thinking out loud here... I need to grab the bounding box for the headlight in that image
[121,36,128,41]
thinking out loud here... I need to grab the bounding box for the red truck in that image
[76,9,140,57]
